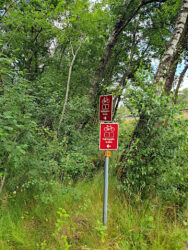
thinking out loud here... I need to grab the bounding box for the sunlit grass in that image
[180,111,188,119]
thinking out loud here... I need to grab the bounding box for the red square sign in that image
[99,123,118,150]
[99,95,113,122]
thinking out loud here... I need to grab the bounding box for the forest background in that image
[0,0,188,249]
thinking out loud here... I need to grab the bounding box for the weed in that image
[53,208,71,250]
[95,220,107,243]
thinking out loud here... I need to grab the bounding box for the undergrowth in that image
[0,170,187,250]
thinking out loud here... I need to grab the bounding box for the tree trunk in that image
[154,0,188,90]
[0,153,11,194]
[0,171,6,194]
[164,19,188,93]
[57,41,82,137]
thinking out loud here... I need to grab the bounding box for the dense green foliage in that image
[0,0,187,248]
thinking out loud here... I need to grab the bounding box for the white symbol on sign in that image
[104,116,107,120]
[104,125,115,139]
[102,97,110,111]
[102,97,110,104]
[107,144,110,148]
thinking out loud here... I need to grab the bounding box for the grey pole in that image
[103,154,109,226]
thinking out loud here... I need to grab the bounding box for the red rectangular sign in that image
[99,95,113,122]
[99,123,118,150]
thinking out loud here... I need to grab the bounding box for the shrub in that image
[119,69,188,208]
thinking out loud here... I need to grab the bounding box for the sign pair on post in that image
[99,95,118,151]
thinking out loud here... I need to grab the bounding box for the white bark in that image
[0,155,11,194]
[0,172,6,194]
[57,40,82,137]
[154,0,188,87]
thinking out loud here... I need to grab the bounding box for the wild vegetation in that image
[0,0,188,249]
[0,171,187,249]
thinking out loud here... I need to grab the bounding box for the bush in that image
[119,69,188,208]
[0,77,97,198]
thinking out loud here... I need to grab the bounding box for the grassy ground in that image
[0,170,187,250]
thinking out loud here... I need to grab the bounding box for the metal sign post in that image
[103,151,109,226]
[99,123,118,226]
[99,95,118,226]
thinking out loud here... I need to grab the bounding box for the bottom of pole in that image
[103,156,109,225]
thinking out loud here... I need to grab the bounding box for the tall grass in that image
[0,170,187,249]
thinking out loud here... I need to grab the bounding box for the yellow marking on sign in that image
[107,151,111,157]
[103,151,111,157]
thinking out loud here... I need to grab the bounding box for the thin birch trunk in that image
[0,170,6,194]
[0,154,11,194]
[57,41,82,137]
